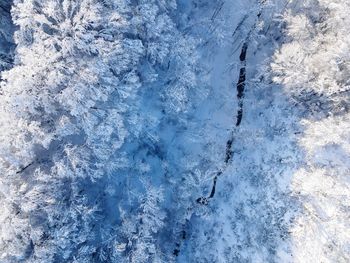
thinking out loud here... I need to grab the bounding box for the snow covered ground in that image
[177,0,350,262]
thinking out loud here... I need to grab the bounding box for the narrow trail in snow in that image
[174,2,266,258]
[176,39,248,257]
[196,40,248,206]
[173,19,250,262]
[195,0,267,207]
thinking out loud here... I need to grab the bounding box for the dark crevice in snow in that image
[225,139,233,163]
[196,41,249,206]
[16,161,35,174]
[173,231,186,257]
[210,1,224,21]
[236,42,248,126]
[195,3,266,209]
[173,229,187,257]
[175,1,265,259]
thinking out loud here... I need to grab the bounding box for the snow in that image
[0,1,14,72]
[0,0,349,262]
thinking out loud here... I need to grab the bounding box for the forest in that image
[0,0,349,262]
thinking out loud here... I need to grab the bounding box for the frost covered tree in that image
[0,0,144,261]
[271,1,350,261]
[117,185,166,263]
[290,115,350,262]
[0,0,209,261]
[272,0,350,111]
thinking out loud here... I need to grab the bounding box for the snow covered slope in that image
[179,1,350,262]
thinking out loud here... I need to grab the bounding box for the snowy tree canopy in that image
[0,0,349,262]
